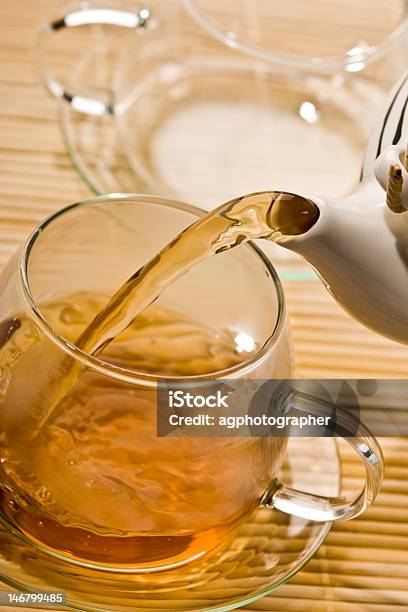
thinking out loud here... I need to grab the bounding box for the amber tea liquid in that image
[0,294,286,568]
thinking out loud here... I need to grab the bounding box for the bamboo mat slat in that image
[0,2,407,611]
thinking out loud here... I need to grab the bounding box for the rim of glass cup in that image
[18,193,286,387]
[182,0,408,72]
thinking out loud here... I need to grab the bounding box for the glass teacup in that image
[39,0,408,204]
[0,194,383,572]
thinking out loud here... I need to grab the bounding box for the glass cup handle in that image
[37,3,151,116]
[262,389,384,522]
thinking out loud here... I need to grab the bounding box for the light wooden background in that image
[0,1,408,610]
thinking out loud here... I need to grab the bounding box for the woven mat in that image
[0,1,407,610]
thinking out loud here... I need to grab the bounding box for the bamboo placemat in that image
[0,1,407,610]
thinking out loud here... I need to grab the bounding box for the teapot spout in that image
[273,194,408,344]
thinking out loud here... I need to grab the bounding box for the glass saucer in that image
[59,44,378,279]
[60,44,376,206]
[0,438,339,611]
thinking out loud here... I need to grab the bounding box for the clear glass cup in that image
[39,0,408,206]
[0,194,383,574]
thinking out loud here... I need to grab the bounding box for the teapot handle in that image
[362,70,408,180]
[38,3,151,116]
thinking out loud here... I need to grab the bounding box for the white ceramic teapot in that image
[273,71,408,344]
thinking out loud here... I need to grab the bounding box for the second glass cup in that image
[39,0,408,205]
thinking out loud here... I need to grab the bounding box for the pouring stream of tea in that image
[29,191,319,434]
